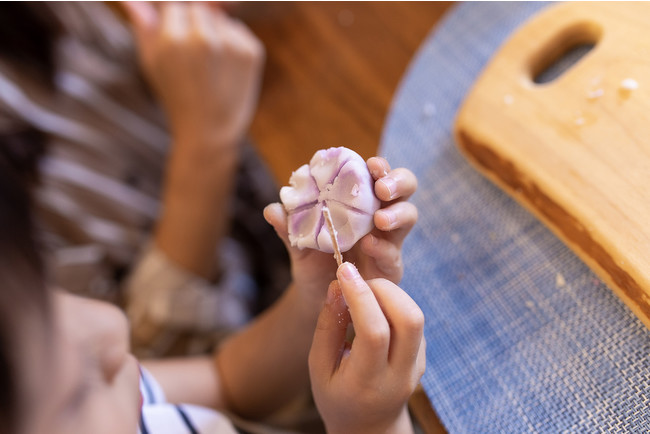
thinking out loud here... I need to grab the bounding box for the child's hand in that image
[348,157,418,283]
[264,157,418,301]
[123,2,265,277]
[309,262,426,434]
[123,2,264,150]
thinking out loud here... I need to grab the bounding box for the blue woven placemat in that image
[380,2,650,432]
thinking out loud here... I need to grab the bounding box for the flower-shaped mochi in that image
[280,147,380,253]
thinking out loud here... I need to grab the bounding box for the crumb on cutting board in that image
[620,78,639,91]
[586,88,604,100]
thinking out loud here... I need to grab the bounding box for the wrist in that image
[155,137,241,278]
[165,138,240,190]
[326,406,414,434]
[172,122,243,154]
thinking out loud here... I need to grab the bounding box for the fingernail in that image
[378,209,395,228]
[379,177,397,200]
[338,262,359,281]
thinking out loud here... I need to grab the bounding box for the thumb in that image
[263,203,293,252]
[309,281,351,380]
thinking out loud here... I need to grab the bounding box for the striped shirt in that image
[138,368,237,434]
[0,3,288,359]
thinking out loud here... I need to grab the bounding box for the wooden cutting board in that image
[455,2,650,328]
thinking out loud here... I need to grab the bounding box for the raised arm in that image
[124,2,264,278]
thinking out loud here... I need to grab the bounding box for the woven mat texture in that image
[380,2,650,432]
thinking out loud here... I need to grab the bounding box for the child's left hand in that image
[264,156,418,301]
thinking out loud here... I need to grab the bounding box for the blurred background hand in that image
[123,2,265,152]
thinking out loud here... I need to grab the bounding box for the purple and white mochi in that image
[280,147,381,253]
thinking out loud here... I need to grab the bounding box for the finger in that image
[367,156,391,180]
[309,281,351,379]
[359,234,403,279]
[190,2,229,44]
[375,168,418,203]
[209,8,264,65]
[161,2,190,41]
[121,2,158,47]
[336,263,390,372]
[374,201,418,235]
[263,203,291,248]
[121,1,158,28]
[365,278,425,372]
[223,16,266,61]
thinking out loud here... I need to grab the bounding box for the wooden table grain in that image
[234,1,452,184]
[234,3,453,433]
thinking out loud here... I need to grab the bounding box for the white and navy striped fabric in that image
[138,368,237,434]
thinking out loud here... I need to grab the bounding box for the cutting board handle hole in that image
[533,43,595,84]
[531,23,601,85]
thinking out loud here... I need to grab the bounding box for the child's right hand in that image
[309,262,426,434]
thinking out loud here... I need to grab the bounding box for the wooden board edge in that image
[453,126,650,330]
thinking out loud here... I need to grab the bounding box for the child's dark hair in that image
[0,111,49,434]
[0,3,58,85]
[0,5,62,432]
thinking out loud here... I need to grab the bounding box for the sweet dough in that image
[280,147,380,253]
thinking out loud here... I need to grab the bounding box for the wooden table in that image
[234,1,452,184]
[233,3,452,432]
